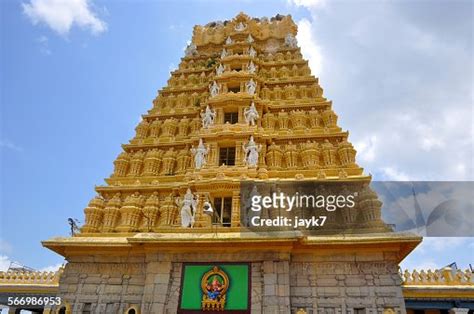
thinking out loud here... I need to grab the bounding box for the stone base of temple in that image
[44,232,420,314]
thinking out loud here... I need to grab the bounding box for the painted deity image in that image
[201,266,230,311]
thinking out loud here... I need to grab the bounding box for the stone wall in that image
[57,250,405,314]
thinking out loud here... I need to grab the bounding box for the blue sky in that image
[0,0,472,272]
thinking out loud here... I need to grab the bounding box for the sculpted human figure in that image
[191,139,209,169]
[161,118,178,137]
[235,21,246,31]
[337,138,356,166]
[113,151,130,176]
[247,34,254,43]
[135,119,149,139]
[176,188,199,228]
[322,139,336,166]
[221,48,227,59]
[225,36,233,45]
[176,146,191,173]
[177,116,189,137]
[246,79,257,95]
[128,150,145,176]
[285,33,298,48]
[201,105,216,128]
[290,109,306,129]
[242,136,262,167]
[249,46,257,58]
[185,43,198,57]
[216,63,225,76]
[321,108,338,127]
[162,147,177,175]
[142,192,160,230]
[247,60,257,74]
[189,117,201,134]
[209,81,220,97]
[284,141,299,168]
[149,119,162,138]
[244,102,259,126]
[300,140,320,168]
[278,109,289,130]
[308,107,320,128]
[266,142,283,169]
[263,112,277,130]
[143,149,162,176]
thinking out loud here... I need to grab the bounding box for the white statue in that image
[248,60,256,74]
[176,188,199,228]
[242,136,261,167]
[225,36,233,45]
[249,46,257,58]
[200,105,216,128]
[246,79,257,95]
[209,81,220,97]
[216,63,225,76]
[244,102,259,126]
[191,138,209,169]
[235,22,246,32]
[185,43,198,57]
[221,48,227,59]
[247,34,254,43]
[285,33,298,48]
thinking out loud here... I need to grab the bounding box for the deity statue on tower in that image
[244,102,259,126]
[246,79,257,95]
[191,139,210,169]
[175,188,199,228]
[285,33,298,48]
[220,48,227,59]
[209,81,220,98]
[243,136,262,167]
[248,46,257,58]
[201,105,216,128]
[247,34,254,44]
[185,43,198,57]
[216,63,225,76]
[247,60,257,74]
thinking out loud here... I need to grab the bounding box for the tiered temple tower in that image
[44,13,421,314]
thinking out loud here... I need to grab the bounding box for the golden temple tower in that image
[43,13,421,314]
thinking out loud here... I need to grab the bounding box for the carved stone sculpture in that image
[244,102,259,126]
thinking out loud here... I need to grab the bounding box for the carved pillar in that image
[235,140,244,166]
[208,143,219,167]
[217,108,225,124]
[231,191,240,227]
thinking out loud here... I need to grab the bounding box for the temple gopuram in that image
[1,12,472,314]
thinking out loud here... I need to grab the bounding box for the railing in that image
[401,267,474,286]
[0,267,63,286]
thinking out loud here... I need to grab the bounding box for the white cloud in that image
[293,1,473,181]
[40,262,64,272]
[420,237,469,252]
[0,256,12,271]
[0,139,23,152]
[380,167,410,181]
[289,0,326,8]
[36,35,51,55]
[401,237,474,270]
[354,135,377,163]
[22,0,107,36]
[296,18,322,77]
[0,239,12,255]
